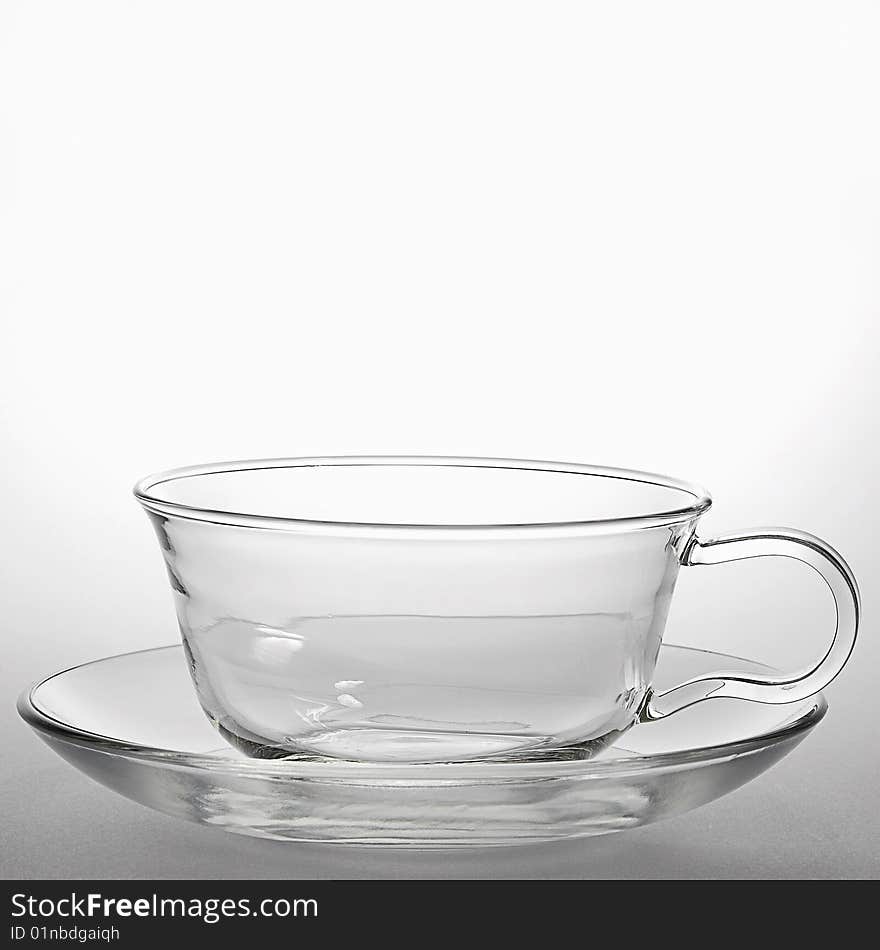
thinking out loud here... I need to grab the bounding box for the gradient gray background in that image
[1,1,877,878]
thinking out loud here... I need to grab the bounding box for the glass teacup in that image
[135,457,859,763]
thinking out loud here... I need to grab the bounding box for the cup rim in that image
[133,455,712,534]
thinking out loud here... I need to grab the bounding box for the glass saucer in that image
[18,643,826,848]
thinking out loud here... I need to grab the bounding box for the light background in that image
[1,1,877,878]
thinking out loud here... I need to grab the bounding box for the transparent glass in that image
[18,643,827,846]
[133,457,858,764]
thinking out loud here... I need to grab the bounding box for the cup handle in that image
[640,527,860,721]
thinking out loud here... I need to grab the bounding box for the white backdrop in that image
[1,1,878,878]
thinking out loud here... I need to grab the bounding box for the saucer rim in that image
[18,643,827,780]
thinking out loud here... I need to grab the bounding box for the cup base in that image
[216,721,629,764]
